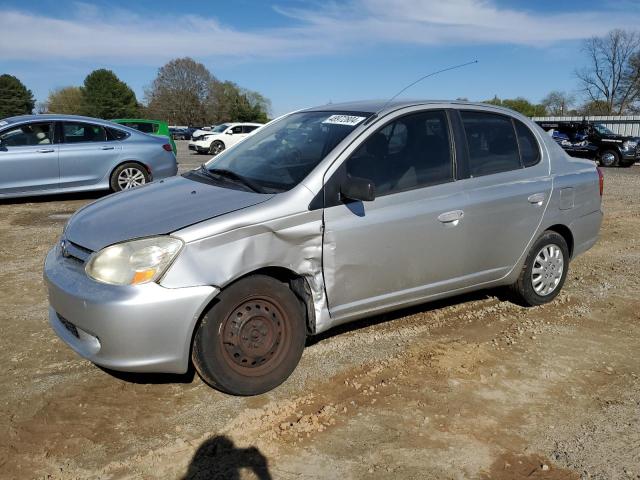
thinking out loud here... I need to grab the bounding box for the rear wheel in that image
[599,149,619,167]
[209,140,225,156]
[110,162,149,192]
[510,231,569,306]
[192,275,307,395]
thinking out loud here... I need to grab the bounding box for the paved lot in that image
[0,147,639,479]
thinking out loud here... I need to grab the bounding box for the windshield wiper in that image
[200,165,264,193]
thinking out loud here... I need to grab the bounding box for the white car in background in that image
[188,123,263,155]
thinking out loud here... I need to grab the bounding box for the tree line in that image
[1,29,639,121]
[0,57,271,125]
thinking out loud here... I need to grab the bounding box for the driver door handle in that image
[37,148,55,153]
[528,193,546,205]
[101,146,115,150]
[438,210,464,225]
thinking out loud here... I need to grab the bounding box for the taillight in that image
[597,166,604,196]
[162,144,173,152]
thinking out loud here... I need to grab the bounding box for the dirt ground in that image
[1,143,639,479]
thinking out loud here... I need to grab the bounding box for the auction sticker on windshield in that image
[322,115,366,126]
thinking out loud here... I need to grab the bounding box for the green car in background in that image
[111,118,177,155]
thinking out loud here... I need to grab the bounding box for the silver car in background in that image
[0,114,177,198]
[45,100,603,395]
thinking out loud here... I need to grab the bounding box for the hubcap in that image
[221,298,287,375]
[601,152,616,166]
[117,168,146,190]
[531,244,564,296]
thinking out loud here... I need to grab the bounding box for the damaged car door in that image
[322,109,470,322]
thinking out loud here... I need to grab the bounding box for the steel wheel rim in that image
[531,243,564,296]
[117,168,146,190]
[601,152,616,166]
[220,297,290,377]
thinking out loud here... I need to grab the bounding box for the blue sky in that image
[1,0,639,116]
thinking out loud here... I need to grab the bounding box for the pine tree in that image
[0,74,35,118]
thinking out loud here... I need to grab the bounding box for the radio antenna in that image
[372,59,478,119]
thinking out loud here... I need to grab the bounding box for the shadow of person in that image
[183,436,272,480]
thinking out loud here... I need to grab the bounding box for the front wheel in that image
[110,162,149,192]
[510,231,569,307]
[192,275,307,396]
[599,149,619,167]
[209,140,225,156]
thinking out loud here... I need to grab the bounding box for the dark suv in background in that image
[536,120,639,167]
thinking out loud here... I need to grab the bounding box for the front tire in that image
[599,149,619,167]
[192,275,307,396]
[209,140,225,156]
[110,162,149,192]
[510,231,569,307]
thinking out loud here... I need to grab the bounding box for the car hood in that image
[64,175,274,252]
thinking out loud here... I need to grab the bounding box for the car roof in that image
[219,122,263,127]
[0,114,131,129]
[301,99,527,117]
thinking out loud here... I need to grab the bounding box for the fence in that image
[531,116,640,137]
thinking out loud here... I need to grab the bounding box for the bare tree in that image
[145,58,218,126]
[575,29,640,115]
[541,91,575,116]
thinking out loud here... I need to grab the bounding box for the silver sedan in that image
[0,114,177,198]
[45,100,603,395]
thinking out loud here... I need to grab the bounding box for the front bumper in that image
[620,148,640,164]
[44,247,218,373]
[188,142,209,153]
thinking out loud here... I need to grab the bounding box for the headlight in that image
[622,140,637,151]
[85,236,183,286]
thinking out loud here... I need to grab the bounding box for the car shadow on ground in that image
[182,435,272,480]
[306,287,512,347]
[98,364,197,385]
[0,190,106,205]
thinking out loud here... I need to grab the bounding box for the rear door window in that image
[460,111,522,177]
[62,122,107,143]
[0,122,54,146]
[242,125,259,134]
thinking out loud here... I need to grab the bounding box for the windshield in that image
[594,124,615,136]
[211,124,229,133]
[203,111,370,192]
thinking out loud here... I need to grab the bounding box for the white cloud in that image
[1,0,638,64]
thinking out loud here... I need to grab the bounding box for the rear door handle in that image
[101,146,115,150]
[438,210,464,225]
[528,193,546,205]
[37,148,55,153]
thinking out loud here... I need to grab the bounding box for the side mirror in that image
[340,175,376,202]
[226,130,234,135]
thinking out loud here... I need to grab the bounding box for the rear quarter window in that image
[123,122,155,134]
[514,120,541,167]
[107,128,130,141]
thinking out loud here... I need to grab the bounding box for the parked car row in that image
[169,126,200,141]
[536,120,639,167]
[43,100,603,396]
